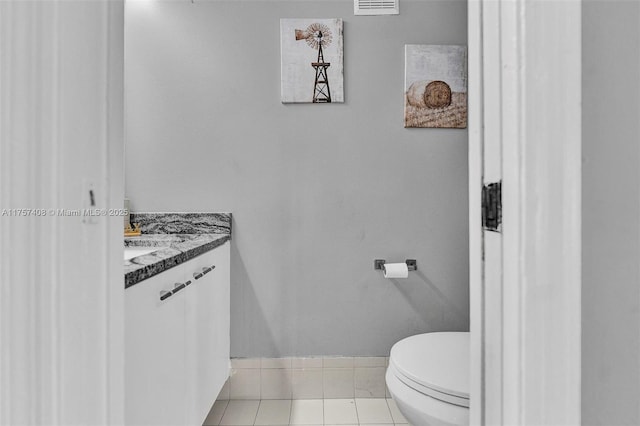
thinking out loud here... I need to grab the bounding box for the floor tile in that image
[354,367,386,398]
[324,399,358,425]
[290,399,324,425]
[229,368,261,399]
[203,400,228,425]
[292,368,323,399]
[219,400,260,425]
[323,368,355,398]
[254,400,291,425]
[355,398,393,424]
[385,398,408,424]
[261,369,293,399]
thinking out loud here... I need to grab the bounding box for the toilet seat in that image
[389,332,470,408]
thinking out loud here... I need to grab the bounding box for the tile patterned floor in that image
[203,398,409,426]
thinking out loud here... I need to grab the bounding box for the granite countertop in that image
[124,213,231,288]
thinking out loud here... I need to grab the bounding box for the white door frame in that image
[469,1,582,424]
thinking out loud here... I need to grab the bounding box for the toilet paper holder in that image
[374,259,417,271]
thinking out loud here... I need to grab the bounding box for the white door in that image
[0,1,125,424]
[468,1,582,424]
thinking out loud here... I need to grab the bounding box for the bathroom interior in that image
[124,1,469,425]
[2,0,640,425]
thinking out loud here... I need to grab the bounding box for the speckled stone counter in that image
[124,212,231,288]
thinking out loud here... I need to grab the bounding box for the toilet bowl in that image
[386,332,469,426]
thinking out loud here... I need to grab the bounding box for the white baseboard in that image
[220,357,391,400]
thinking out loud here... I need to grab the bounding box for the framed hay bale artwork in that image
[280,18,344,104]
[404,45,467,128]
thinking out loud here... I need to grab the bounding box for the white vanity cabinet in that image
[125,241,230,426]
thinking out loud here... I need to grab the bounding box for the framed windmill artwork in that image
[280,18,344,103]
[404,45,467,128]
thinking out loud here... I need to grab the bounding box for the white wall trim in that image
[225,356,391,400]
[470,0,582,423]
[467,0,484,424]
[106,1,126,423]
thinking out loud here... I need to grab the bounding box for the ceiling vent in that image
[354,0,399,15]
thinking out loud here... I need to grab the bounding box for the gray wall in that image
[582,1,640,424]
[125,0,469,357]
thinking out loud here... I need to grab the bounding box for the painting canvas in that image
[281,18,344,103]
[404,45,467,128]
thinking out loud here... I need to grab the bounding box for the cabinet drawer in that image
[125,265,187,426]
[185,241,230,424]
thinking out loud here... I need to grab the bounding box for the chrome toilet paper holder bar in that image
[374,259,417,271]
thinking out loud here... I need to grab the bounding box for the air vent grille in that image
[354,0,399,15]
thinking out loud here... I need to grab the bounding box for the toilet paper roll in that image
[383,263,409,278]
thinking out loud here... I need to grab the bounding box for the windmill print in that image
[281,19,344,103]
[296,23,333,103]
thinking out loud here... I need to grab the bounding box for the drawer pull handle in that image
[173,282,186,293]
[184,279,192,286]
[159,290,172,301]
[193,272,203,280]
[202,266,212,275]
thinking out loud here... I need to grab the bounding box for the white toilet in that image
[386,332,469,426]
